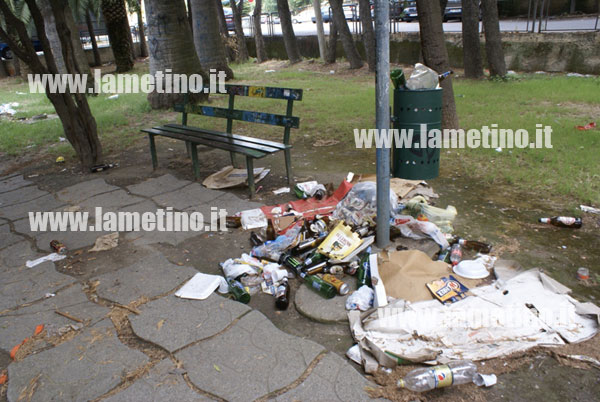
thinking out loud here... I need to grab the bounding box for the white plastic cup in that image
[271,269,289,283]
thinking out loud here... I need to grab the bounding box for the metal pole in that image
[375,0,390,249]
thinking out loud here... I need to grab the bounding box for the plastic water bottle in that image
[450,243,462,266]
[397,360,477,392]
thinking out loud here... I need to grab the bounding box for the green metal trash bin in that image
[392,87,442,180]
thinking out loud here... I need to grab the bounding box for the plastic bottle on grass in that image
[397,360,477,392]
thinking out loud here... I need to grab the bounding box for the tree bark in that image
[101,0,135,72]
[329,0,362,69]
[325,16,338,64]
[85,8,102,66]
[190,0,233,77]
[0,0,103,168]
[215,0,229,36]
[253,0,267,63]
[144,0,209,109]
[137,0,148,57]
[439,0,449,18]
[357,0,374,71]
[231,0,249,61]
[39,0,95,91]
[462,0,483,78]
[276,0,301,64]
[481,0,506,77]
[311,0,326,60]
[187,0,193,31]
[415,0,458,129]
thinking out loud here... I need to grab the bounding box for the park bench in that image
[141,84,302,199]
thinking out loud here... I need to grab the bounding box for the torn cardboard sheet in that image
[377,250,482,302]
[89,232,119,252]
[203,165,270,189]
[349,269,599,369]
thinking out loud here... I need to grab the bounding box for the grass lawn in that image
[0,60,598,205]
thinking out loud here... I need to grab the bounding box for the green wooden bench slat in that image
[142,128,267,159]
[173,104,300,129]
[164,124,290,150]
[224,84,303,101]
[154,125,282,154]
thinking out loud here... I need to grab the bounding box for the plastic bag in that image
[333,181,398,227]
[346,285,374,311]
[220,253,261,279]
[390,214,449,249]
[251,223,303,259]
[405,196,457,233]
[406,63,439,90]
[294,181,326,199]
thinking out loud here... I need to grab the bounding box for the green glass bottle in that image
[226,278,250,304]
[303,252,326,269]
[298,271,336,299]
[357,249,372,289]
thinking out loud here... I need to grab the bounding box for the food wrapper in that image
[426,275,469,304]
[317,222,362,259]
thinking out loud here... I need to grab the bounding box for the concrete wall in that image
[248,31,600,74]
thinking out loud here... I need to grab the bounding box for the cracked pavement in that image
[0,173,381,401]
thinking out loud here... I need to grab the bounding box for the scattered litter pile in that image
[181,172,599,394]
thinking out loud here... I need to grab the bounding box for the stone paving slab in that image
[0,175,33,194]
[294,276,357,323]
[0,240,41,273]
[0,224,25,251]
[125,228,204,247]
[103,358,211,402]
[0,186,47,208]
[152,183,224,210]
[275,352,380,402]
[0,284,109,353]
[0,193,65,221]
[130,294,250,352]
[175,310,324,402]
[212,192,263,215]
[79,189,144,210]
[0,261,75,311]
[11,217,111,252]
[56,178,119,204]
[94,252,198,305]
[7,319,149,402]
[127,174,191,198]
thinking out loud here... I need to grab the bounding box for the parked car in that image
[0,40,43,59]
[312,4,360,23]
[224,8,235,31]
[312,7,332,23]
[443,0,462,21]
[401,1,418,22]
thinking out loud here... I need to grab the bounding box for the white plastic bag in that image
[333,181,398,227]
[406,63,439,90]
[346,285,374,311]
[220,253,261,279]
[390,214,449,249]
[406,196,457,233]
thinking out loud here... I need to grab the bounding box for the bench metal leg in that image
[148,134,158,170]
[189,142,200,180]
[284,148,293,185]
[246,156,255,199]
[230,151,238,168]
[186,141,192,158]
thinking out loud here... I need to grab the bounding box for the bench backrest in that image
[174,84,303,146]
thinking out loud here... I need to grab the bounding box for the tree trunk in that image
[215,0,229,36]
[0,0,103,167]
[415,0,458,129]
[329,0,362,69]
[570,0,576,13]
[39,0,95,91]
[253,0,267,63]
[439,0,449,17]
[85,8,102,66]
[101,0,135,72]
[187,0,193,31]
[325,16,338,64]
[481,0,506,77]
[137,0,148,58]
[190,0,234,78]
[462,0,483,78]
[276,0,301,64]
[311,0,326,60]
[231,0,249,61]
[358,0,374,71]
[144,0,209,109]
